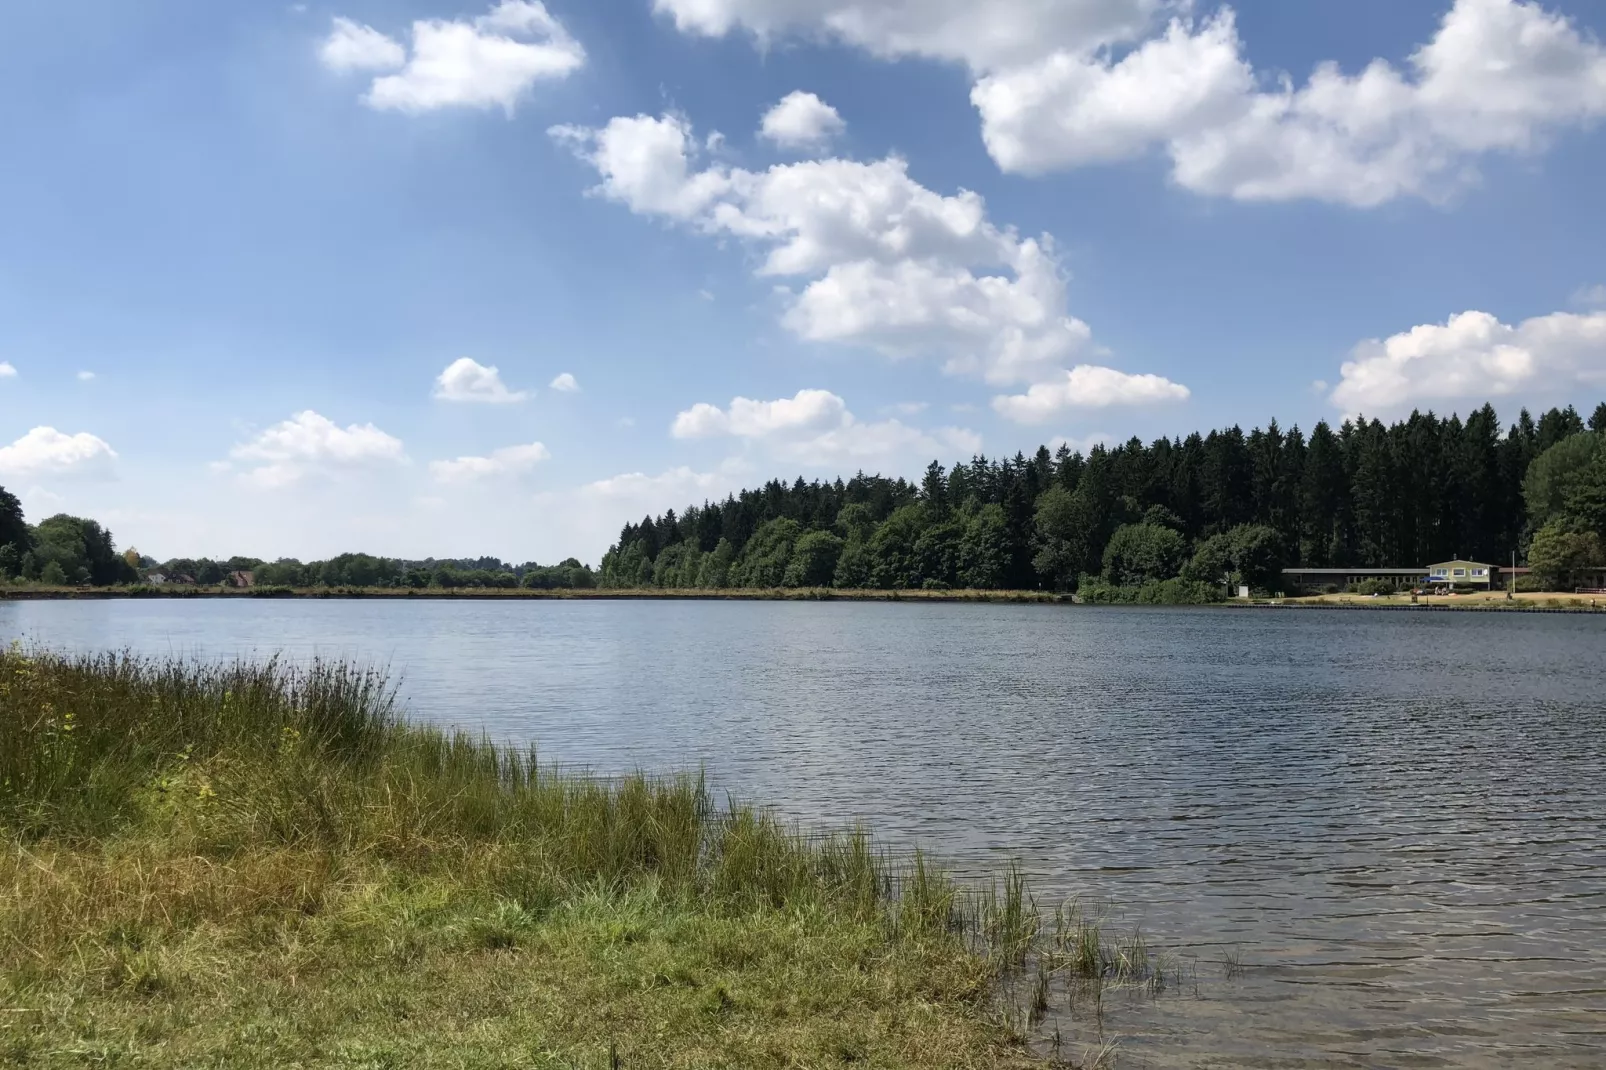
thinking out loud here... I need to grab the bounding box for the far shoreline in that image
[3,585,1605,613]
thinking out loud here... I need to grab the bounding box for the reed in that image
[2,647,1114,1068]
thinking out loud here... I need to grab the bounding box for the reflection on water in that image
[3,598,1604,1068]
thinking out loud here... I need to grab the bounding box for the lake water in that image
[3,598,1604,1068]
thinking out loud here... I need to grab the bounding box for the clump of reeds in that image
[0,646,1024,940]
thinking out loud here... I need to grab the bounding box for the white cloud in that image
[672,388,847,439]
[434,357,529,403]
[228,411,406,488]
[549,372,580,392]
[651,0,1171,71]
[429,442,551,482]
[973,11,1251,173]
[1331,309,1606,415]
[0,428,118,480]
[1574,284,1606,309]
[319,16,406,72]
[991,365,1191,424]
[1049,432,1115,456]
[662,0,1606,207]
[0,362,15,378]
[671,388,981,467]
[552,114,1140,389]
[579,464,743,502]
[760,91,846,151]
[323,1,585,115]
[76,370,96,382]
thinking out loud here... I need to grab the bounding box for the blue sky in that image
[2,0,1605,564]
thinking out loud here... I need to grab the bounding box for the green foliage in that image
[0,484,27,555]
[1528,522,1606,590]
[1077,577,1222,605]
[1101,523,1186,586]
[958,504,1010,589]
[30,514,134,586]
[730,518,802,588]
[832,538,871,589]
[601,399,1604,595]
[866,505,926,590]
[1348,578,1399,596]
[1183,524,1286,592]
[1031,486,1086,591]
[782,530,844,587]
[1524,432,1604,529]
[695,538,736,589]
[39,561,68,586]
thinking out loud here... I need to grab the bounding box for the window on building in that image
[1453,569,1466,577]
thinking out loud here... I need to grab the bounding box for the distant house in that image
[1425,560,1495,589]
[1280,567,1429,593]
[145,572,169,586]
[226,570,256,588]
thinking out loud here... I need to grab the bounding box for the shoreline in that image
[3,585,1604,612]
[1,649,1149,1068]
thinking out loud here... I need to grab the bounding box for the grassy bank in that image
[0,649,1133,1068]
[1,585,1073,604]
[1276,590,1606,611]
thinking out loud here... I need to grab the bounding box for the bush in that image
[1078,576,1223,605]
[1348,578,1397,596]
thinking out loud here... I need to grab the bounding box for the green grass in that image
[0,648,1081,1068]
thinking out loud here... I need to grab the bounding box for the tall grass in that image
[0,647,969,930]
[0,646,1164,1067]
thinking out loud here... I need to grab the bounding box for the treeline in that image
[601,401,1606,598]
[0,496,138,587]
[154,555,596,590]
[0,490,596,591]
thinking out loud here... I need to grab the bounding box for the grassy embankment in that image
[0,650,1153,1068]
[1280,590,1606,610]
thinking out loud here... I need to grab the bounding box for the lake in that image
[3,598,1604,1068]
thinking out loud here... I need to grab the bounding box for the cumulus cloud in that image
[651,0,1171,71]
[76,371,96,382]
[552,113,1153,391]
[319,16,407,71]
[434,358,529,403]
[228,411,406,488]
[1331,309,1606,415]
[760,91,846,150]
[321,1,584,115]
[671,388,981,467]
[0,362,15,378]
[429,442,550,482]
[549,372,580,392]
[991,365,1191,424]
[0,428,118,480]
[661,0,1606,207]
[1574,284,1606,309]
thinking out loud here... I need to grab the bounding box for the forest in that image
[600,401,1606,599]
[5,400,1606,597]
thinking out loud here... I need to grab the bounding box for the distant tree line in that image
[0,496,139,587]
[601,402,1606,599]
[0,492,596,591]
[158,555,596,591]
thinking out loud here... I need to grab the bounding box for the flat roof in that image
[1282,568,1429,575]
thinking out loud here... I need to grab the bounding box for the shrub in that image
[1348,578,1397,596]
